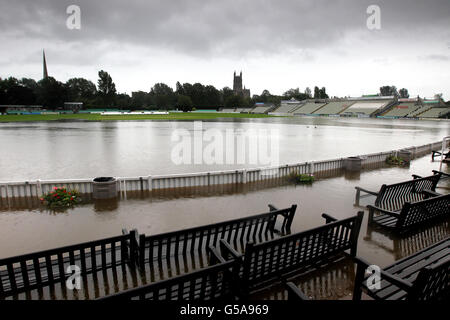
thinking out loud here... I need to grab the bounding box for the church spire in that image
[43,50,48,79]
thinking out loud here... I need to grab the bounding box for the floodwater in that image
[0,153,448,299]
[0,117,449,300]
[0,117,448,181]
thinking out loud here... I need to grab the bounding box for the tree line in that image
[6,70,424,111]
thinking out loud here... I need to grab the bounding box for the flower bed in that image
[40,187,81,209]
[288,172,315,184]
[385,155,408,166]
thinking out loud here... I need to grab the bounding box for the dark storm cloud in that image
[1,0,449,58]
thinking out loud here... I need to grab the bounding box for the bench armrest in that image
[355,186,379,197]
[219,239,243,262]
[321,213,338,224]
[285,282,309,301]
[208,245,226,264]
[268,204,278,211]
[412,174,422,179]
[353,256,414,295]
[367,205,399,218]
[432,170,450,178]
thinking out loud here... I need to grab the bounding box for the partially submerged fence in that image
[0,141,446,199]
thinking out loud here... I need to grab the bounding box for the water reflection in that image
[364,219,450,261]
[1,118,448,181]
[251,256,355,300]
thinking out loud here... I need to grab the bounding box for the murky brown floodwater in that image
[0,117,448,299]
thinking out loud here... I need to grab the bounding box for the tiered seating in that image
[315,101,354,115]
[419,107,450,118]
[383,102,421,117]
[407,105,431,117]
[220,108,236,113]
[343,101,389,116]
[293,102,326,114]
[251,106,272,114]
[275,102,304,113]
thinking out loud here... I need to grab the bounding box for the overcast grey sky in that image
[0,0,449,99]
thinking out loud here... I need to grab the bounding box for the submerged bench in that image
[0,204,296,299]
[0,230,138,299]
[98,247,239,301]
[353,237,449,300]
[134,205,297,282]
[368,193,450,233]
[219,212,364,296]
[354,173,442,209]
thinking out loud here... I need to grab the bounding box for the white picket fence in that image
[0,140,445,199]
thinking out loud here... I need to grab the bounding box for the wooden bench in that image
[354,173,442,209]
[432,150,450,162]
[219,212,364,297]
[0,230,138,299]
[367,193,449,233]
[353,237,449,300]
[134,205,297,282]
[98,246,239,301]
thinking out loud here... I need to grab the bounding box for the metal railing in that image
[0,141,446,200]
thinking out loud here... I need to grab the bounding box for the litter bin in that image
[92,177,117,199]
[344,156,362,172]
[398,150,412,163]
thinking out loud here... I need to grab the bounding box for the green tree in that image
[131,91,150,109]
[319,87,329,99]
[150,83,175,109]
[221,87,234,105]
[399,88,409,98]
[304,87,312,98]
[380,85,398,97]
[224,94,244,109]
[66,78,97,106]
[177,95,193,112]
[116,93,132,109]
[97,70,116,107]
[283,88,309,101]
[0,77,37,105]
[36,77,67,109]
[313,86,320,99]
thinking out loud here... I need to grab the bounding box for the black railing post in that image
[286,204,297,232]
[139,234,146,269]
[129,229,137,265]
[352,261,366,301]
[350,211,364,257]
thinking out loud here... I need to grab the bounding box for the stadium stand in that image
[220,108,237,113]
[382,101,422,117]
[251,104,275,114]
[315,101,355,115]
[419,107,450,118]
[293,102,326,115]
[274,101,305,113]
[342,101,390,116]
